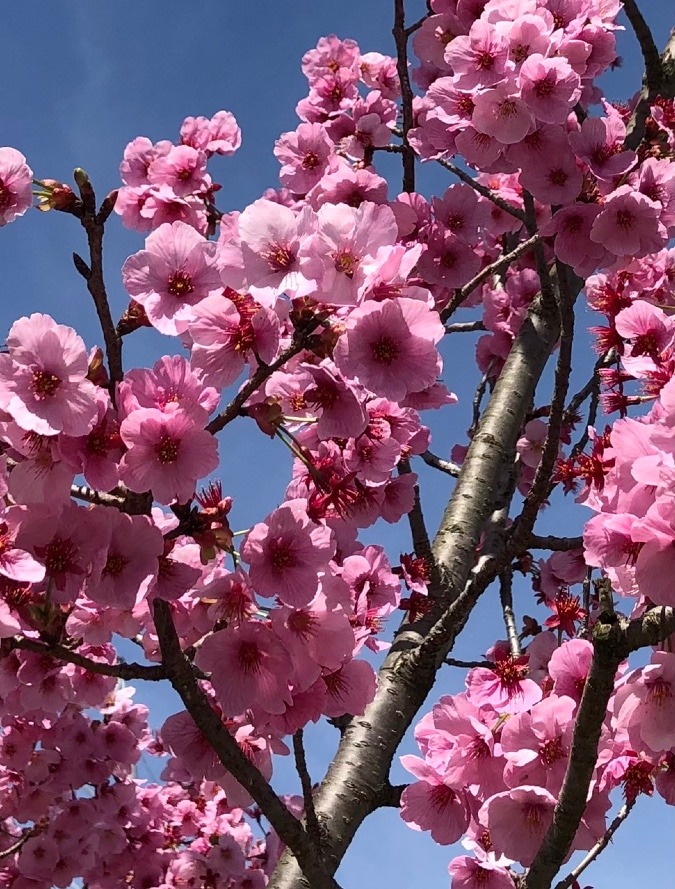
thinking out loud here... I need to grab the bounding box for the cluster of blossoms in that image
[0,0,674,884]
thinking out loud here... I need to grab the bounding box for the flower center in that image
[269,542,297,571]
[615,209,635,231]
[32,368,61,400]
[334,250,356,278]
[237,640,262,674]
[0,182,12,212]
[540,736,564,765]
[370,337,399,365]
[167,270,195,298]
[302,152,320,170]
[264,243,295,272]
[103,552,129,578]
[155,434,180,464]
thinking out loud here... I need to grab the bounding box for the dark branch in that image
[153,600,342,889]
[293,729,322,850]
[7,637,166,681]
[392,0,416,193]
[528,535,583,552]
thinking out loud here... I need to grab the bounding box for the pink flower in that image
[543,203,611,277]
[501,694,576,793]
[445,20,510,90]
[274,123,337,194]
[616,652,675,754]
[479,786,556,866]
[119,408,219,504]
[590,186,666,258]
[569,112,636,181]
[548,638,593,703]
[432,184,490,243]
[0,518,46,584]
[120,136,171,186]
[518,55,581,124]
[117,354,219,425]
[0,314,98,436]
[472,82,535,145]
[237,200,314,297]
[241,499,335,608]
[195,621,293,716]
[149,145,210,197]
[0,147,33,226]
[321,659,377,717]
[298,202,398,306]
[121,220,221,335]
[418,225,482,289]
[466,651,543,714]
[333,297,444,401]
[519,150,583,206]
[180,110,242,156]
[85,510,164,609]
[189,291,281,389]
[448,855,515,889]
[400,755,471,844]
[59,390,124,492]
[302,362,368,440]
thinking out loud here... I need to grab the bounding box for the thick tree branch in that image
[152,600,342,889]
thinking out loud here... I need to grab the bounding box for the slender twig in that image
[441,234,541,322]
[420,450,461,477]
[70,484,126,508]
[0,829,35,861]
[469,364,495,438]
[436,158,525,221]
[7,637,166,681]
[153,600,342,889]
[499,568,521,657]
[399,458,433,564]
[73,173,124,389]
[445,657,493,669]
[445,320,486,334]
[528,535,583,552]
[392,0,416,193]
[293,729,322,850]
[206,327,317,435]
[553,801,636,889]
[564,350,615,459]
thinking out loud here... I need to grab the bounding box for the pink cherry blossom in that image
[0,314,98,437]
[119,408,219,504]
[241,499,335,607]
[122,220,221,335]
[195,621,293,716]
[333,297,444,401]
[0,147,33,226]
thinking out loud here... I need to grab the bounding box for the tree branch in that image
[436,158,525,221]
[392,0,416,193]
[553,800,635,889]
[293,729,322,850]
[73,171,124,389]
[625,20,675,149]
[500,568,520,657]
[524,604,675,889]
[527,535,583,552]
[441,233,541,322]
[420,450,461,477]
[6,637,166,681]
[152,599,342,889]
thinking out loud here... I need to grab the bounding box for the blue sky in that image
[1,1,674,886]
